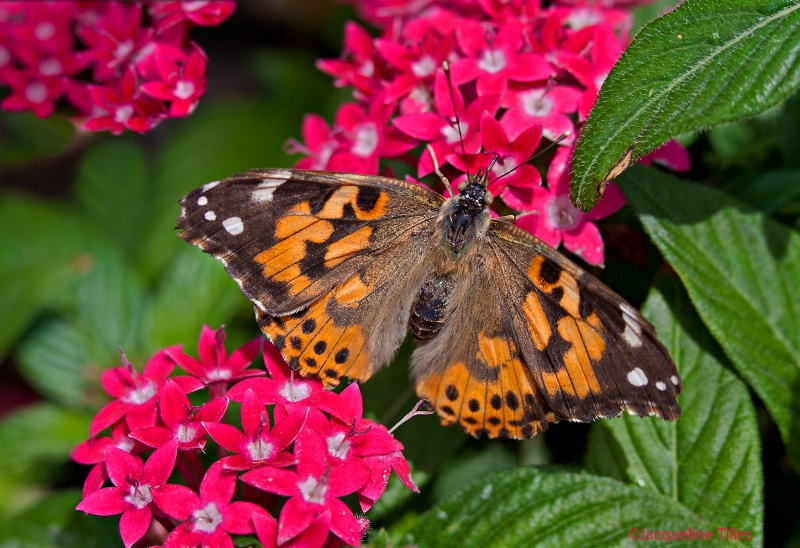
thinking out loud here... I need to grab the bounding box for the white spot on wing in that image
[252,176,286,203]
[223,216,244,235]
[627,367,648,387]
[205,210,216,221]
[202,181,220,192]
[655,381,667,391]
[671,375,679,385]
[197,196,208,206]
[620,302,643,347]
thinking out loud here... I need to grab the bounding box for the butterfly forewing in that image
[178,169,443,382]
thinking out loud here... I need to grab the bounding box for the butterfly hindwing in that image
[178,169,443,382]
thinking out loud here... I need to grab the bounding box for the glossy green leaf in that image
[726,169,800,213]
[0,111,74,166]
[618,165,800,465]
[587,278,763,544]
[0,193,115,360]
[404,468,737,547]
[144,247,245,349]
[75,140,151,253]
[572,0,800,209]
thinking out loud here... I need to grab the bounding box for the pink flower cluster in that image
[0,1,235,134]
[287,0,689,265]
[72,326,417,548]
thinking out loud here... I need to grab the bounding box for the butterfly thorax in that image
[444,173,492,254]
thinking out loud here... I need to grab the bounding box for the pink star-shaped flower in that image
[394,70,500,177]
[128,379,228,451]
[89,347,202,437]
[452,17,553,96]
[226,344,351,423]
[516,145,625,265]
[76,3,154,82]
[204,388,307,470]
[71,420,145,496]
[167,325,263,398]
[148,1,236,32]
[326,99,418,175]
[317,22,387,99]
[83,67,166,135]
[140,43,208,117]
[241,429,370,546]
[309,384,418,511]
[285,114,340,170]
[473,113,544,210]
[157,460,270,548]
[76,440,178,548]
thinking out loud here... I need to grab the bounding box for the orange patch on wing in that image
[256,217,334,296]
[540,316,604,400]
[259,279,374,386]
[324,226,373,268]
[416,332,548,439]
[522,292,551,350]
[528,256,581,317]
[317,186,389,221]
[334,274,372,307]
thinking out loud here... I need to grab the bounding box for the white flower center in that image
[114,105,134,124]
[493,157,516,176]
[359,59,374,78]
[173,80,195,100]
[24,82,48,104]
[522,89,553,117]
[123,379,157,405]
[193,502,223,534]
[441,120,468,144]
[39,58,62,76]
[327,432,351,460]
[352,123,379,158]
[115,437,135,452]
[247,438,274,462]
[114,40,134,63]
[184,1,210,11]
[279,381,311,402]
[298,475,327,505]
[0,46,10,67]
[547,194,582,230]
[176,424,197,443]
[125,483,152,509]
[412,55,437,78]
[35,22,55,41]
[565,8,601,31]
[206,368,232,381]
[478,48,506,74]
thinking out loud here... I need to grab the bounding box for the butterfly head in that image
[446,158,497,253]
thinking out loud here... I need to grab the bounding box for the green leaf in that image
[74,140,151,252]
[572,0,800,210]
[726,169,800,213]
[618,165,800,465]
[404,468,741,547]
[144,247,245,349]
[0,403,89,488]
[0,193,116,360]
[0,490,121,547]
[17,249,148,406]
[587,278,763,545]
[0,111,74,166]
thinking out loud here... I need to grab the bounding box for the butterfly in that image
[177,167,681,439]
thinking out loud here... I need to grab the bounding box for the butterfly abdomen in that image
[409,274,455,342]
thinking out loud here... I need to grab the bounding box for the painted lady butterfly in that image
[177,167,681,438]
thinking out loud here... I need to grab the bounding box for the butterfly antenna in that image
[442,61,472,185]
[493,130,571,183]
